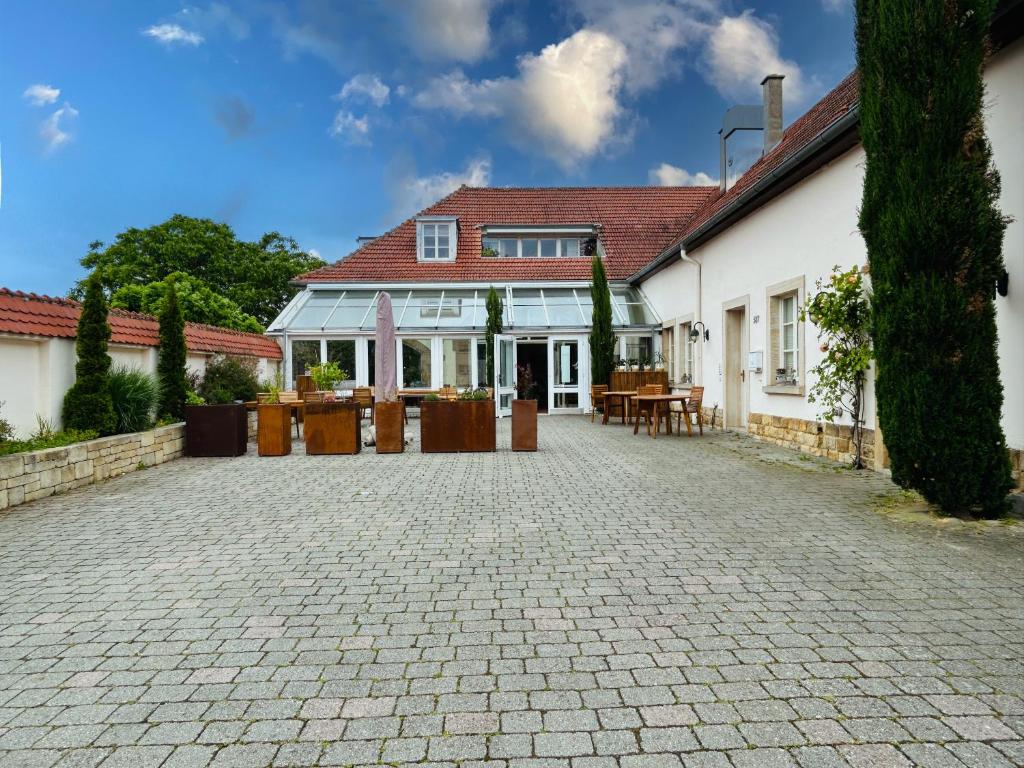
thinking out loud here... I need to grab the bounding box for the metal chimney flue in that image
[761,74,784,153]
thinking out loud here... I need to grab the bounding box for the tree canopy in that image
[111,272,263,333]
[74,215,326,329]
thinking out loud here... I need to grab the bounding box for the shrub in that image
[157,281,188,420]
[309,361,347,392]
[0,402,13,443]
[62,274,116,435]
[857,0,1012,516]
[198,356,259,404]
[0,427,99,457]
[109,366,158,433]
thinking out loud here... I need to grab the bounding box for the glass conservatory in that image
[266,283,661,414]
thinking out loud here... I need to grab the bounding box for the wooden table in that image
[397,389,438,410]
[602,391,637,425]
[244,400,304,414]
[632,393,692,438]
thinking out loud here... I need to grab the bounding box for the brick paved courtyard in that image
[0,416,1022,768]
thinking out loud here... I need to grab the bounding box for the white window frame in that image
[480,235,589,259]
[764,276,805,396]
[416,217,457,262]
[679,320,695,386]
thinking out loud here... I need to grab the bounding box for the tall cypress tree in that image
[157,281,188,420]
[485,286,503,386]
[857,0,1011,516]
[589,255,615,386]
[63,274,116,435]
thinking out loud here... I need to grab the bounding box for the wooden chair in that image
[674,386,704,436]
[590,384,607,423]
[439,385,458,401]
[352,387,374,424]
[632,384,666,434]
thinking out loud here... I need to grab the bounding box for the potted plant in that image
[184,356,259,457]
[257,388,292,456]
[304,399,361,455]
[309,361,347,396]
[512,364,538,451]
[421,389,495,452]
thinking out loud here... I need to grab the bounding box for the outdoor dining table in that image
[632,393,692,438]
[602,390,637,425]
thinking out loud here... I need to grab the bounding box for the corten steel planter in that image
[511,399,538,451]
[374,401,405,454]
[304,401,360,455]
[420,399,496,453]
[257,403,292,456]
[185,404,247,457]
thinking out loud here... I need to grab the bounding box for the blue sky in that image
[1,1,856,296]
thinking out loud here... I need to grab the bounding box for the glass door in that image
[494,334,516,417]
[548,336,583,412]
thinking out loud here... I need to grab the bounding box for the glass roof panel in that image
[544,289,585,326]
[511,289,547,327]
[397,291,445,328]
[288,291,344,329]
[434,291,479,328]
[325,291,378,329]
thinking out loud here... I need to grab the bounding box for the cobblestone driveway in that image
[1,417,1022,768]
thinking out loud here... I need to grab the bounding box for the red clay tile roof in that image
[0,289,282,359]
[672,71,860,250]
[297,186,718,283]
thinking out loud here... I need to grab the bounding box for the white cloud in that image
[570,0,714,94]
[143,23,204,46]
[821,0,848,12]
[414,29,629,168]
[392,156,491,217]
[648,163,717,186]
[703,11,806,103]
[395,0,496,63]
[178,3,250,39]
[40,103,78,153]
[329,111,371,145]
[23,84,60,106]
[338,74,390,107]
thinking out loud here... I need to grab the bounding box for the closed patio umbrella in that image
[375,292,397,401]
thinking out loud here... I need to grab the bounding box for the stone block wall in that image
[747,413,878,467]
[0,424,185,511]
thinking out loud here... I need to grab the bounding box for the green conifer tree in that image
[157,281,188,420]
[589,255,615,386]
[485,286,503,385]
[857,0,1011,515]
[62,274,116,435]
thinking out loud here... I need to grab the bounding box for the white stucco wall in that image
[640,43,1023,449]
[110,346,156,375]
[987,38,1024,449]
[0,337,45,439]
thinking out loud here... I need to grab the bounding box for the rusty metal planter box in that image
[185,404,247,457]
[304,401,361,455]
[257,403,292,456]
[420,400,496,453]
[511,399,538,451]
[374,401,405,454]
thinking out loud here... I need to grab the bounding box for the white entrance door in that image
[548,336,584,413]
[494,334,517,417]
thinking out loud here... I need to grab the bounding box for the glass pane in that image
[476,339,488,387]
[291,340,320,382]
[783,323,794,350]
[521,239,539,258]
[553,340,579,386]
[424,246,435,259]
[436,291,477,328]
[554,392,579,409]
[367,339,376,386]
[575,291,594,326]
[539,239,556,258]
[436,244,449,259]
[500,393,513,409]
[324,291,377,330]
[560,238,580,258]
[544,290,585,325]
[401,291,445,328]
[441,339,473,388]
[783,351,795,372]
[613,288,659,325]
[512,289,546,326]
[289,291,343,329]
[482,238,499,258]
[326,340,356,382]
[782,295,795,323]
[624,337,653,364]
[498,339,514,387]
[401,338,432,388]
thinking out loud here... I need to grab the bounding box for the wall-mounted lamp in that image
[690,321,710,342]
[997,269,1009,297]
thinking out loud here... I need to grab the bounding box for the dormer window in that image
[416,217,457,262]
[480,225,598,259]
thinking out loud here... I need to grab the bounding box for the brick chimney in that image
[761,74,784,153]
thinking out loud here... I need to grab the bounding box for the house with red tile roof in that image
[0,289,282,438]
[268,5,1021,462]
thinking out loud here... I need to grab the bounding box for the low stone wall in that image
[0,424,185,511]
[747,412,878,467]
